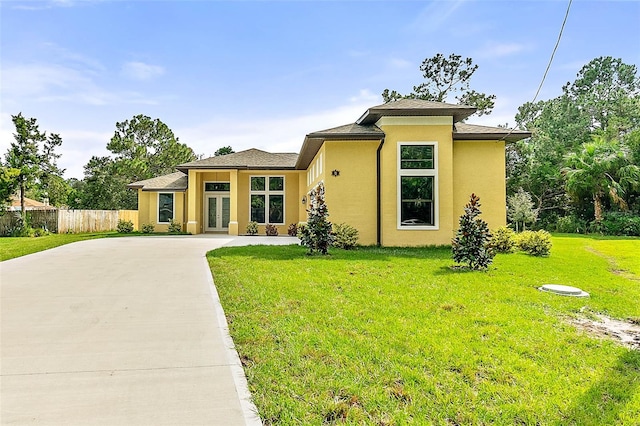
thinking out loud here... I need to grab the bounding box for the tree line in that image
[1,113,235,217]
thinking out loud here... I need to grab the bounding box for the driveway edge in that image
[202,254,263,426]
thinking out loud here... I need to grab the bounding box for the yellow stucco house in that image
[129,99,530,246]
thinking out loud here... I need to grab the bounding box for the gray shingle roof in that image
[176,148,298,171]
[127,172,188,191]
[453,123,531,142]
[306,123,384,139]
[357,99,477,124]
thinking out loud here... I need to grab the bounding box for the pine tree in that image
[299,182,333,255]
[452,194,494,270]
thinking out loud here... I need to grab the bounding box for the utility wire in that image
[501,0,573,141]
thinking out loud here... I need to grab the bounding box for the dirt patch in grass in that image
[585,246,640,281]
[573,313,640,351]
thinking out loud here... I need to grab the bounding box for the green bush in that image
[168,220,182,234]
[246,221,258,235]
[555,215,588,234]
[296,222,307,238]
[598,212,640,236]
[332,223,359,249]
[141,223,155,234]
[287,223,298,236]
[491,226,516,253]
[265,223,278,236]
[117,219,134,233]
[33,227,50,237]
[517,230,552,256]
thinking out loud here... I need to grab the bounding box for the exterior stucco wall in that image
[322,140,380,246]
[452,140,507,229]
[378,117,455,246]
[138,190,185,232]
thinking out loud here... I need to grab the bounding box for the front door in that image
[205,195,230,232]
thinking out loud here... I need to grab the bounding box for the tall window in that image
[398,143,438,228]
[250,176,284,224]
[158,193,174,224]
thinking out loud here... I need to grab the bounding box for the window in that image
[398,143,437,229]
[205,182,230,192]
[158,193,174,224]
[250,176,284,224]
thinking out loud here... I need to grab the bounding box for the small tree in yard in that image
[507,188,538,232]
[299,182,333,255]
[452,193,494,270]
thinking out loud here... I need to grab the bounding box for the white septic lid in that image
[539,284,589,297]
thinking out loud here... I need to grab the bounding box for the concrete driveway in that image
[1,235,298,425]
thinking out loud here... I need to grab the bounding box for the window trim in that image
[249,175,285,225]
[157,192,175,224]
[397,142,439,230]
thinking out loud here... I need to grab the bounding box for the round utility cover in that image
[539,284,589,297]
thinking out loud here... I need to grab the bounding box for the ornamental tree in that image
[299,182,333,255]
[452,194,494,270]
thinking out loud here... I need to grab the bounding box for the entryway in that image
[205,194,230,232]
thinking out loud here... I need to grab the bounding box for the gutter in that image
[376,137,385,246]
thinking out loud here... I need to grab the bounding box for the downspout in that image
[376,137,385,246]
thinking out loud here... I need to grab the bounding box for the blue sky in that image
[1,0,639,179]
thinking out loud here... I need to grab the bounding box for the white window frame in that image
[249,175,285,225]
[397,142,439,230]
[157,192,175,224]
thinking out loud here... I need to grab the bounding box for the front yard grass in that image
[208,236,640,425]
[0,232,116,261]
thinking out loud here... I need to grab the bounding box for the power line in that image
[501,0,573,141]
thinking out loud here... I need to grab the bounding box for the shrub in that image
[246,221,258,235]
[287,223,298,236]
[33,227,50,237]
[598,212,640,236]
[517,230,552,256]
[168,220,182,234]
[296,222,307,238]
[332,223,359,249]
[117,219,134,233]
[555,215,588,234]
[265,223,279,236]
[141,223,155,234]
[491,226,516,253]
[452,194,494,270]
[299,182,333,255]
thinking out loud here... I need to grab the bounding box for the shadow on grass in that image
[207,244,453,262]
[561,349,640,425]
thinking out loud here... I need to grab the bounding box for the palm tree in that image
[563,135,640,222]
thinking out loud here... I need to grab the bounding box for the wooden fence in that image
[0,209,139,236]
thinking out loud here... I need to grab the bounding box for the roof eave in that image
[356,107,477,125]
[453,132,531,143]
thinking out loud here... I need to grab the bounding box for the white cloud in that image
[475,42,528,59]
[1,62,160,106]
[409,0,466,34]
[388,58,413,69]
[121,61,165,81]
[177,91,377,158]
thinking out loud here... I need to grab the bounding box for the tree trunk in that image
[20,182,26,221]
[594,194,603,222]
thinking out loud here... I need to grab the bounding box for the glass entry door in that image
[205,195,230,232]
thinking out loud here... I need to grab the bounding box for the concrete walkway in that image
[1,235,299,425]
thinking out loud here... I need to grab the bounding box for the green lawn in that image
[208,236,640,425]
[0,232,117,261]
